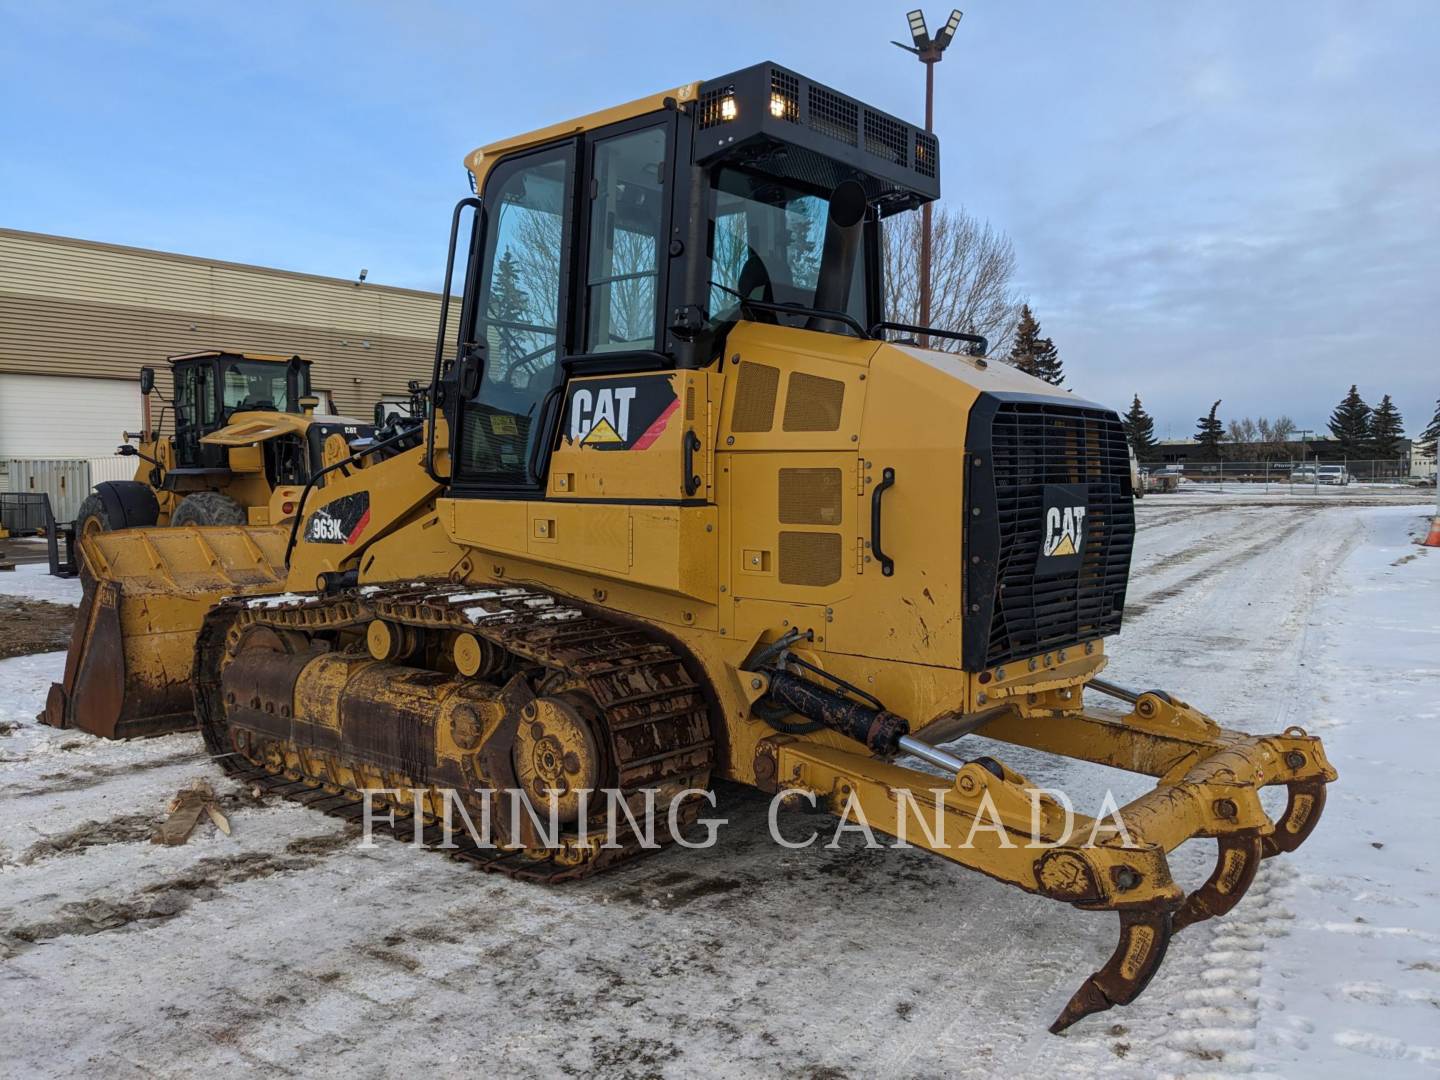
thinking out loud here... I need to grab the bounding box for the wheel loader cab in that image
[168,352,312,470]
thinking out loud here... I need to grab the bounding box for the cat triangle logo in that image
[1049,533,1077,557]
[581,418,623,445]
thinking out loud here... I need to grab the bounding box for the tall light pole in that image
[894,8,962,345]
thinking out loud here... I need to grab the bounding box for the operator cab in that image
[164,351,313,470]
[442,62,939,495]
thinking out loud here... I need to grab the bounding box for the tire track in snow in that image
[1124,510,1311,620]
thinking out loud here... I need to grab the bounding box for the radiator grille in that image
[778,531,842,586]
[964,399,1134,670]
[782,372,845,431]
[778,468,843,525]
[732,363,779,432]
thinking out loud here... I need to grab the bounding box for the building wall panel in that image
[0,228,455,422]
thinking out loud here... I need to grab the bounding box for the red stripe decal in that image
[346,508,371,545]
[630,398,680,451]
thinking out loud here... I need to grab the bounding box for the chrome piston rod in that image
[897,734,967,775]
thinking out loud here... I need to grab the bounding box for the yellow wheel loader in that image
[45,63,1334,1032]
[74,350,375,538]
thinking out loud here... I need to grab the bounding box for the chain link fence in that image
[1139,459,1436,495]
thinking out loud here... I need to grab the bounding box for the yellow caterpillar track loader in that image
[48,63,1334,1031]
[75,351,375,537]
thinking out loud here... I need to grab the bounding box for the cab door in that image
[450,141,577,496]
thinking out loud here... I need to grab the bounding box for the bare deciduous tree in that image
[883,205,1023,355]
[1225,415,1298,460]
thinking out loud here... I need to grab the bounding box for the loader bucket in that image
[42,526,291,739]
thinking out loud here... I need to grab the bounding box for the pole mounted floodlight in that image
[892,8,964,346]
[907,9,929,48]
[935,8,963,49]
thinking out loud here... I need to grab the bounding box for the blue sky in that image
[3,1,1435,440]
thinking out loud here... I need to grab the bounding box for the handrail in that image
[739,298,870,341]
[425,197,483,485]
[869,320,988,356]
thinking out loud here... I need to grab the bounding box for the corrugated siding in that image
[6,459,91,522]
[0,229,457,418]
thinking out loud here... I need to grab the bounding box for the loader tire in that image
[74,493,115,539]
[170,492,247,528]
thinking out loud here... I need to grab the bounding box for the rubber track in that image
[195,582,714,883]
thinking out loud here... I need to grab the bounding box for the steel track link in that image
[195,582,716,883]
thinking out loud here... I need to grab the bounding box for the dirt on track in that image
[0,595,74,659]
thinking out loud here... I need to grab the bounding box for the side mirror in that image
[117,444,139,457]
[373,403,387,427]
[457,342,485,401]
[139,367,155,395]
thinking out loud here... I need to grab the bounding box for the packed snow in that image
[0,495,1436,1078]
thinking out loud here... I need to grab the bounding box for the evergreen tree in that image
[1195,400,1224,461]
[1420,398,1440,456]
[1369,395,1405,459]
[489,248,529,321]
[1327,385,1372,458]
[1122,394,1157,460]
[487,247,531,372]
[1006,304,1064,385]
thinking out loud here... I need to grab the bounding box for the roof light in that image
[934,8,964,49]
[906,8,929,47]
[721,95,738,121]
[770,93,786,118]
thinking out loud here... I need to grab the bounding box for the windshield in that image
[218,360,306,415]
[707,167,866,333]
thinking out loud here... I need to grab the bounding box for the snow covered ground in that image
[0,498,1437,1078]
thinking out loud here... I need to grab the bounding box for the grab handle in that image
[871,466,895,577]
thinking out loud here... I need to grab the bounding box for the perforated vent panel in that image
[864,110,907,166]
[782,372,845,431]
[685,384,696,421]
[697,84,735,130]
[778,531,842,586]
[770,68,799,122]
[807,84,858,146]
[914,130,938,179]
[732,363,780,432]
[778,468,843,525]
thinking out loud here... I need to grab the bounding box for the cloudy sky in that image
[3,1,1435,439]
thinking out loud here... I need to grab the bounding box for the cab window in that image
[457,144,573,486]
[584,126,665,353]
[708,167,864,332]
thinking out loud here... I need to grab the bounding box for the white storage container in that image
[5,459,91,522]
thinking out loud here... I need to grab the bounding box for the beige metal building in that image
[0,227,446,462]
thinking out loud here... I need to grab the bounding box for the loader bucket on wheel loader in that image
[42,526,290,738]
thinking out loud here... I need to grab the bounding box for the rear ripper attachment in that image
[194,582,714,881]
[744,637,1336,1033]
